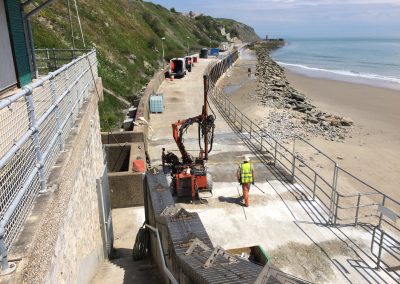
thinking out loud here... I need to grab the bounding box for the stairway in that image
[91,257,161,284]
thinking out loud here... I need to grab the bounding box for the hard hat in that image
[244,155,250,162]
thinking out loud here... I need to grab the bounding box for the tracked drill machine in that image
[162,75,215,200]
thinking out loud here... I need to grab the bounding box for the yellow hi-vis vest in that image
[240,162,253,183]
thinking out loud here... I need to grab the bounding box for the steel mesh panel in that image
[3,172,40,248]
[0,51,98,253]
[0,97,29,158]
[32,81,52,119]
[39,111,57,154]
[58,93,70,125]
[60,116,73,144]
[0,139,36,218]
[43,139,59,179]
[53,71,68,100]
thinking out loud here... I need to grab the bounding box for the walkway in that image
[147,54,396,283]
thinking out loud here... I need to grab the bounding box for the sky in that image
[148,0,400,38]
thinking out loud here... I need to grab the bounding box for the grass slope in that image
[30,0,259,130]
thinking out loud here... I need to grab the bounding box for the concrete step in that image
[91,257,162,284]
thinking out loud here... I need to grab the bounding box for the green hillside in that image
[29,0,259,129]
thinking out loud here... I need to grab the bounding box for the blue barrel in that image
[150,94,164,113]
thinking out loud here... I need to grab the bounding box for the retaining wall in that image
[6,90,106,284]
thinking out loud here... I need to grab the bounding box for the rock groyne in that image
[253,45,353,141]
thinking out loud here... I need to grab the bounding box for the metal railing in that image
[145,224,178,284]
[0,50,98,273]
[35,48,92,75]
[205,49,400,281]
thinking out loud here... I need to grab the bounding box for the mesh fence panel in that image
[4,172,40,248]
[0,97,29,158]
[0,51,97,253]
[0,139,36,222]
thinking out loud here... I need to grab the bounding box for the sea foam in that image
[276,61,400,89]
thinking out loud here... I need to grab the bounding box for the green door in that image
[4,0,32,87]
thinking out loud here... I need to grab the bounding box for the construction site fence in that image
[35,48,92,76]
[204,48,400,281]
[0,50,98,272]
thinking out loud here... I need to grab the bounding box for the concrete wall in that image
[10,90,106,284]
[101,69,165,209]
[101,131,144,145]
[106,142,146,208]
[134,69,166,151]
[109,172,145,208]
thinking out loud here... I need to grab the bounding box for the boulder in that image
[341,117,354,126]
[291,92,305,102]
[307,117,319,124]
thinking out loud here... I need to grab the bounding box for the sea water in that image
[271,38,400,89]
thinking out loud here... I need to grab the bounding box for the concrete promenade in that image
[146,55,396,283]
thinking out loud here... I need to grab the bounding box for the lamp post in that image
[161,37,165,67]
[186,36,190,56]
[209,36,212,49]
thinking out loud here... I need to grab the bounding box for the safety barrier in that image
[35,48,92,75]
[0,50,98,273]
[204,49,400,281]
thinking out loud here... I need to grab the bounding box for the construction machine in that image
[162,75,215,200]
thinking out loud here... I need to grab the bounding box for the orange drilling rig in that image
[162,75,215,200]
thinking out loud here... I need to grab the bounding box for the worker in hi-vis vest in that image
[236,155,255,207]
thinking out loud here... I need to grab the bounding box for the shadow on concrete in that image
[218,195,243,205]
[111,254,162,284]
[210,94,398,282]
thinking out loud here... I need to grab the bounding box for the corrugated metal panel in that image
[0,0,17,92]
[4,0,32,87]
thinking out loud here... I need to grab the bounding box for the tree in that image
[170,7,177,13]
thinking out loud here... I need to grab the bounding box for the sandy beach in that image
[220,50,400,200]
[285,70,400,199]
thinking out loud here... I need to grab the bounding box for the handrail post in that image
[312,172,317,200]
[52,48,57,70]
[260,131,263,151]
[274,141,277,165]
[355,193,361,226]
[46,48,50,73]
[376,229,384,270]
[291,138,296,182]
[378,195,386,228]
[0,230,16,275]
[334,193,339,225]
[249,121,252,139]
[50,74,63,151]
[25,89,46,192]
[333,163,338,190]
